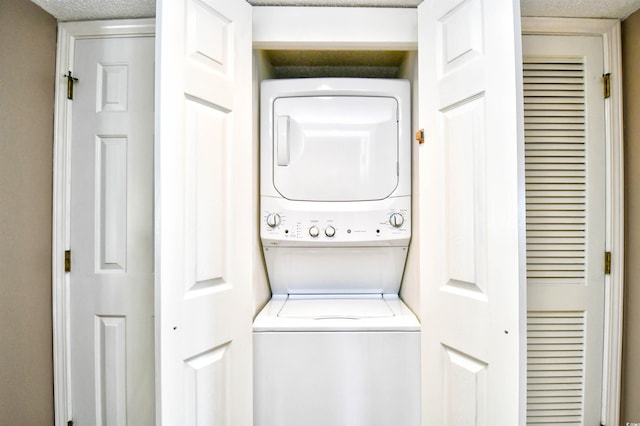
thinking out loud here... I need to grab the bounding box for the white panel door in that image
[522,35,606,425]
[418,0,526,424]
[70,36,155,425]
[155,0,253,425]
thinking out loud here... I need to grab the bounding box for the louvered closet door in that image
[523,35,606,425]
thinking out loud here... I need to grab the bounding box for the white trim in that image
[602,21,625,426]
[52,19,155,426]
[522,17,618,36]
[252,6,417,49]
[522,17,624,426]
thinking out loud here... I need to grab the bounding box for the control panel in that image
[261,196,411,247]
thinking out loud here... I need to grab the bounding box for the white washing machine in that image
[255,78,420,426]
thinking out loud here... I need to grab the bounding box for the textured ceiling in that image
[29,0,640,21]
[521,0,640,19]
[30,0,155,21]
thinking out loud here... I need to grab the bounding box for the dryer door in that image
[272,96,398,201]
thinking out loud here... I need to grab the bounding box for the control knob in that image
[325,226,336,237]
[266,213,281,228]
[389,213,405,228]
[309,225,320,238]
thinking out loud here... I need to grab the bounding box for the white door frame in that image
[522,17,624,426]
[51,19,155,426]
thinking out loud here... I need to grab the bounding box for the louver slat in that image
[526,312,586,425]
[524,59,586,287]
[524,59,587,426]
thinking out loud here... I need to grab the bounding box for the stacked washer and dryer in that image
[254,78,420,426]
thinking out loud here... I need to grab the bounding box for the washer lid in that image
[253,294,420,332]
[272,95,399,202]
[278,297,394,319]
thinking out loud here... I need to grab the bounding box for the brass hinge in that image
[415,129,425,144]
[603,73,611,99]
[63,71,79,100]
[65,250,71,273]
[604,251,612,275]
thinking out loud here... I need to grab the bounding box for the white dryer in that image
[255,78,420,426]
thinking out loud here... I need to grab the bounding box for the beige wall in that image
[623,9,640,425]
[0,0,57,424]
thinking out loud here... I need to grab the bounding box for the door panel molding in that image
[155,0,254,424]
[52,19,155,426]
[419,0,527,423]
[522,17,624,426]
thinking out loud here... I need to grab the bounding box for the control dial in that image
[325,226,336,237]
[389,212,405,228]
[266,213,281,228]
[309,225,320,238]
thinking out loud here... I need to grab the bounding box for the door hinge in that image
[603,73,611,99]
[415,129,425,144]
[68,420,73,426]
[65,250,71,273]
[63,71,79,100]
[604,251,611,275]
